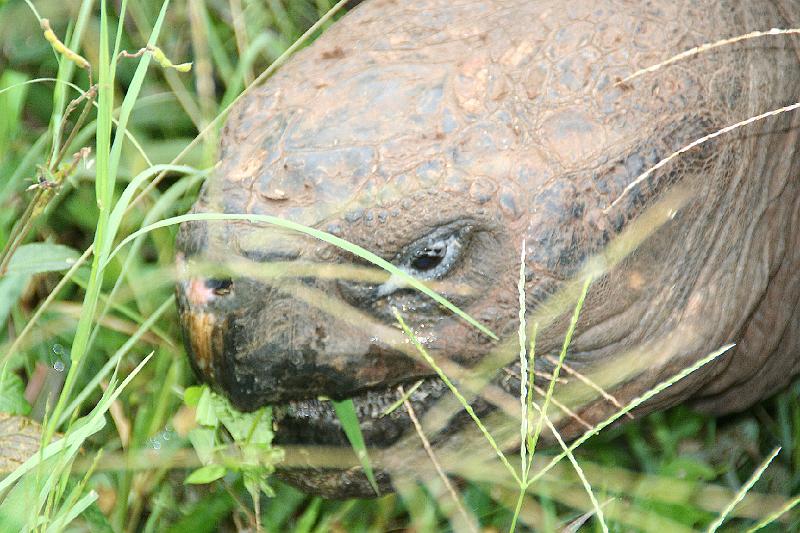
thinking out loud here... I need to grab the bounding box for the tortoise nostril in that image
[206,278,233,296]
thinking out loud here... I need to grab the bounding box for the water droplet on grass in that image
[51,344,69,372]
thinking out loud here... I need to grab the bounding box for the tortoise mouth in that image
[272,376,448,448]
[271,376,449,498]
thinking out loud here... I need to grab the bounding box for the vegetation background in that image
[0,0,797,530]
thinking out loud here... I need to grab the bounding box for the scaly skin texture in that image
[176,0,800,498]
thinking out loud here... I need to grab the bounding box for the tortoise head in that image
[176,0,800,498]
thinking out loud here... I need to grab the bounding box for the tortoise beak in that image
[176,263,433,410]
[175,266,225,388]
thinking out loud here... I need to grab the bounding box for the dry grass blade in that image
[531,383,592,430]
[228,0,252,83]
[607,101,800,210]
[381,380,424,417]
[400,385,477,533]
[500,367,591,430]
[99,381,130,448]
[746,494,800,532]
[49,302,164,345]
[528,343,735,486]
[618,28,800,84]
[707,446,782,532]
[186,258,475,296]
[533,403,608,533]
[517,241,529,477]
[188,0,216,165]
[545,356,631,419]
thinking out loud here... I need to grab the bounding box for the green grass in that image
[0,0,798,531]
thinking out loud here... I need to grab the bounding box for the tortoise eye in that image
[411,242,447,271]
[373,225,471,298]
[404,228,468,280]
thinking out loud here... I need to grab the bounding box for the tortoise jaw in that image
[271,376,448,498]
[272,376,447,447]
[276,467,394,500]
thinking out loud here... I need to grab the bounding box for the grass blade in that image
[526,276,591,465]
[746,494,800,532]
[707,446,782,532]
[105,212,497,340]
[528,343,735,486]
[394,309,521,486]
[45,0,172,442]
[331,398,380,495]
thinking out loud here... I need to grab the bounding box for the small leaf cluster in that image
[183,385,284,500]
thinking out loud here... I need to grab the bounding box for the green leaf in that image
[187,427,216,465]
[187,386,281,497]
[0,70,29,154]
[218,404,272,445]
[193,386,274,446]
[331,398,380,495]
[194,386,219,428]
[0,272,29,328]
[244,469,275,498]
[185,464,227,485]
[0,364,31,416]
[183,386,204,408]
[4,243,80,276]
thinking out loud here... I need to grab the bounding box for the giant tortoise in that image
[176,0,800,498]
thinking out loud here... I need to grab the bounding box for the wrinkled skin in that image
[177,0,800,498]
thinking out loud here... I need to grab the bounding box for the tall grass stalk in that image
[45,0,171,443]
[517,241,529,478]
[509,276,593,532]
